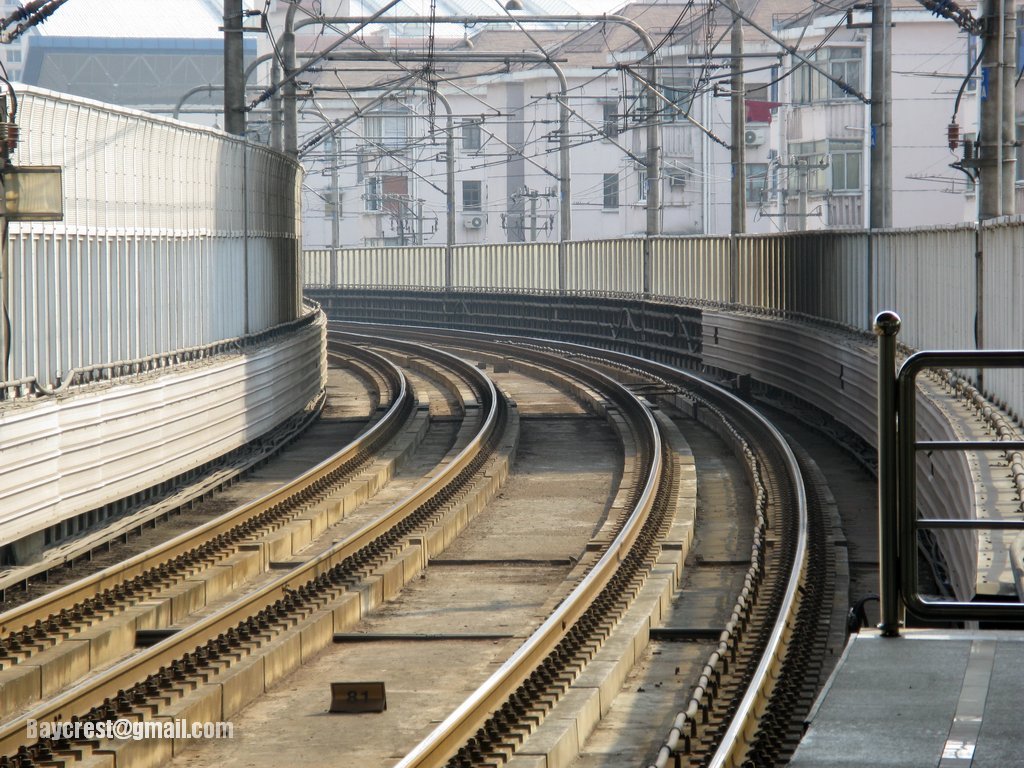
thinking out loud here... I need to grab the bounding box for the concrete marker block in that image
[300,612,334,663]
[262,632,302,689]
[219,655,265,719]
[332,592,362,632]
[94,734,172,768]
[37,639,92,697]
[0,664,42,716]
[77,614,136,667]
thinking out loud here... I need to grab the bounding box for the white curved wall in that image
[0,315,325,550]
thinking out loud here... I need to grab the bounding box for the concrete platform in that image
[790,629,1024,768]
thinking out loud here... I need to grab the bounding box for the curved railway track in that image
[0,327,837,768]
[0,339,510,763]
[332,325,817,768]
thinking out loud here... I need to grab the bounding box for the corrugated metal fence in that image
[305,218,1024,415]
[5,86,303,388]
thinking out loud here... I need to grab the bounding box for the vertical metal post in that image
[0,178,6,387]
[553,65,570,295]
[980,0,1003,219]
[728,0,746,235]
[270,58,283,152]
[1000,0,1017,214]
[642,36,657,297]
[282,3,298,156]
[869,0,892,229]
[797,159,808,231]
[328,135,339,287]
[875,310,902,636]
[0,96,8,386]
[223,0,246,136]
[976,224,985,389]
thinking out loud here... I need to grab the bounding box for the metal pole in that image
[728,0,746,235]
[0,96,8,386]
[976,224,985,388]
[444,101,455,292]
[329,136,340,285]
[282,2,298,155]
[980,0,1002,219]
[797,159,808,231]
[869,0,892,229]
[270,57,283,151]
[875,310,902,636]
[223,0,246,136]
[1000,0,1017,214]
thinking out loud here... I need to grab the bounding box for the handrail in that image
[1,305,324,402]
[894,346,1024,623]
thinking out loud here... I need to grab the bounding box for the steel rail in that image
[490,333,808,768]
[504,338,809,768]
[369,329,663,768]
[0,342,405,636]
[0,340,502,758]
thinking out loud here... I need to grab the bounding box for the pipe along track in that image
[331,324,813,768]
[0,339,509,764]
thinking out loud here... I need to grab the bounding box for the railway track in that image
[0,327,839,768]
[332,325,819,768]
[0,338,513,764]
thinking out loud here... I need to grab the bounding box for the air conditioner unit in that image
[744,127,767,147]
[462,214,485,230]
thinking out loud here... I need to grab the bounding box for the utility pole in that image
[728,0,746,234]
[1000,0,1017,214]
[327,135,340,261]
[223,0,246,136]
[796,158,808,231]
[0,95,8,386]
[979,0,1017,219]
[528,192,538,242]
[270,57,283,151]
[869,0,892,228]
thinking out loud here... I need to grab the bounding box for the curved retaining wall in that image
[308,288,990,602]
[0,314,326,560]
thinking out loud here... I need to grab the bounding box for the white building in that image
[277,1,999,246]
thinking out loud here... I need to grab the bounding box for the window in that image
[603,173,619,209]
[793,47,862,104]
[6,50,20,64]
[462,180,482,211]
[745,163,769,203]
[828,48,862,100]
[830,140,862,192]
[364,105,411,148]
[637,169,648,202]
[601,102,619,139]
[657,71,694,121]
[364,176,381,212]
[462,120,481,151]
[356,148,367,183]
